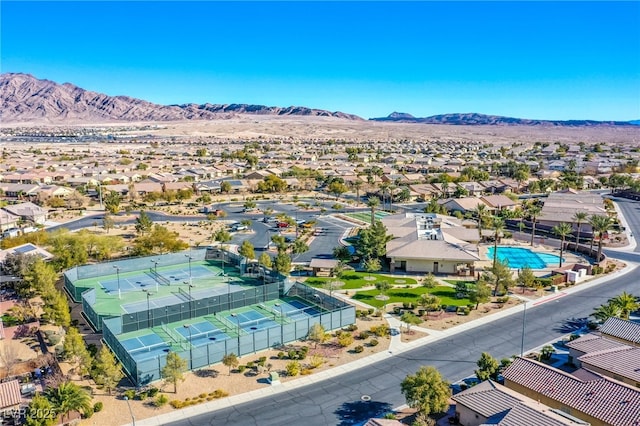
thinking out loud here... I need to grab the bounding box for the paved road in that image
[163,199,640,426]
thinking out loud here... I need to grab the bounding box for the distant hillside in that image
[0,73,363,123]
[371,112,638,127]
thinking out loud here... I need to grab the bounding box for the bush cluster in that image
[169,390,229,409]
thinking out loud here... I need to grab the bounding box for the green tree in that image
[43,291,71,327]
[422,273,438,289]
[610,291,639,320]
[259,252,272,269]
[486,259,515,297]
[552,222,573,267]
[273,253,292,275]
[25,393,56,426]
[213,228,232,246]
[132,225,189,256]
[469,281,492,309]
[307,323,327,348]
[135,210,154,235]
[21,257,57,298]
[475,352,500,381]
[356,221,392,260]
[161,351,187,393]
[589,214,612,263]
[327,181,348,200]
[291,240,309,259]
[45,382,92,424]
[102,213,115,234]
[220,181,232,194]
[572,211,588,249]
[364,257,381,277]
[222,353,239,376]
[91,345,124,395]
[517,266,536,293]
[367,197,380,226]
[103,190,121,214]
[419,294,441,315]
[591,302,621,323]
[238,240,255,260]
[400,366,451,416]
[63,327,92,378]
[401,312,422,333]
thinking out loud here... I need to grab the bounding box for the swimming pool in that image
[486,246,563,269]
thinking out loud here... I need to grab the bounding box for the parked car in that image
[276,222,290,228]
[231,224,247,231]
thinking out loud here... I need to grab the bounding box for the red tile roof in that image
[599,317,640,345]
[0,380,21,409]
[502,357,640,426]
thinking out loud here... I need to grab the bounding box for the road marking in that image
[533,292,567,306]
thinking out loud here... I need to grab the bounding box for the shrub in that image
[148,387,159,397]
[135,391,147,400]
[357,331,371,340]
[93,402,103,413]
[258,356,267,364]
[353,345,364,353]
[277,351,286,359]
[370,325,390,337]
[170,400,184,409]
[199,393,207,399]
[237,365,247,373]
[155,394,169,407]
[369,339,379,347]
[286,360,301,376]
[301,368,313,375]
[212,389,229,398]
[344,324,358,332]
[82,406,94,419]
[288,349,299,360]
[334,329,343,337]
[367,308,375,315]
[497,296,510,304]
[308,355,324,369]
[123,390,136,400]
[337,332,354,347]
[246,361,255,368]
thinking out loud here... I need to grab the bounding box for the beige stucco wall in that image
[456,404,488,426]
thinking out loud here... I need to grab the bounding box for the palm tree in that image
[352,180,363,205]
[552,222,573,267]
[589,214,612,263]
[367,197,380,226]
[592,302,621,323]
[473,204,488,236]
[610,291,639,320]
[572,211,588,250]
[380,182,391,211]
[527,205,542,246]
[46,382,92,423]
[492,217,505,269]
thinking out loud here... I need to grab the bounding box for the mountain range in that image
[1,73,637,127]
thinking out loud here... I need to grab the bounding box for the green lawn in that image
[352,285,471,308]
[305,272,417,290]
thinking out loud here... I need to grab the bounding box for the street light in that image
[183,324,193,369]
[183,281,195,319]
[150,259,159,291]
[185,254,193,286]
[274,303,284,343]
[230,313,241,352]
[313,294,322,325]
[521,302,527,357]
[113,265,121,299]
[143,289,153,328]
[123,396,135,426]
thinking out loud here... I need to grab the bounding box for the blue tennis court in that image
[227,310,278,332]
[100,272,158,295]
[163,265,221,283]
[120,333,171,361]
[175,321,229,346]
[281,300,320,320]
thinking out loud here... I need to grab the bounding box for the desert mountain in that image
[371,112,638,127]
[0,73,362,123]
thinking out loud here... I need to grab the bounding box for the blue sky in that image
[2,1,639,120]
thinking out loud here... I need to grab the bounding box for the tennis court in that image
[226,310,278,332]
[256,299,320,321]
[120,333,171,361]
[175,320,229,347]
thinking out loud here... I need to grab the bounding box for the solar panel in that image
[14,244,37,254]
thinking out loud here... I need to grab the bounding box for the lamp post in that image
[185,254,193,286]
[231,313,241,353]
[274,303,284,343]
[151,260,159,292]
[143,289,153,328]
[183,324,193,369]
[123,396,135,426]
[113,265,121,299]
[313,294,322,326]
[183,281,195,319]
[226,274,231,311]
[520,302,527,357]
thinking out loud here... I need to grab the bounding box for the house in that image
[0,243,55,266]
[382,213,480,275]
[0,380,22,415]
[597,317,640,347]
[538,191,607,233]
[442,197,486,214]
[566,333,640,388]
[2,202,48,224]
[452,380,587,426]
[502,357,640,426]
[0,210,20,232]
[480,195,519,212]
[309,258,339,277]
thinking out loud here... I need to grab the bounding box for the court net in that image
[149,268,171,285]
[238,316,273,329]
[129,341,167,354]
[178,287,193,301]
